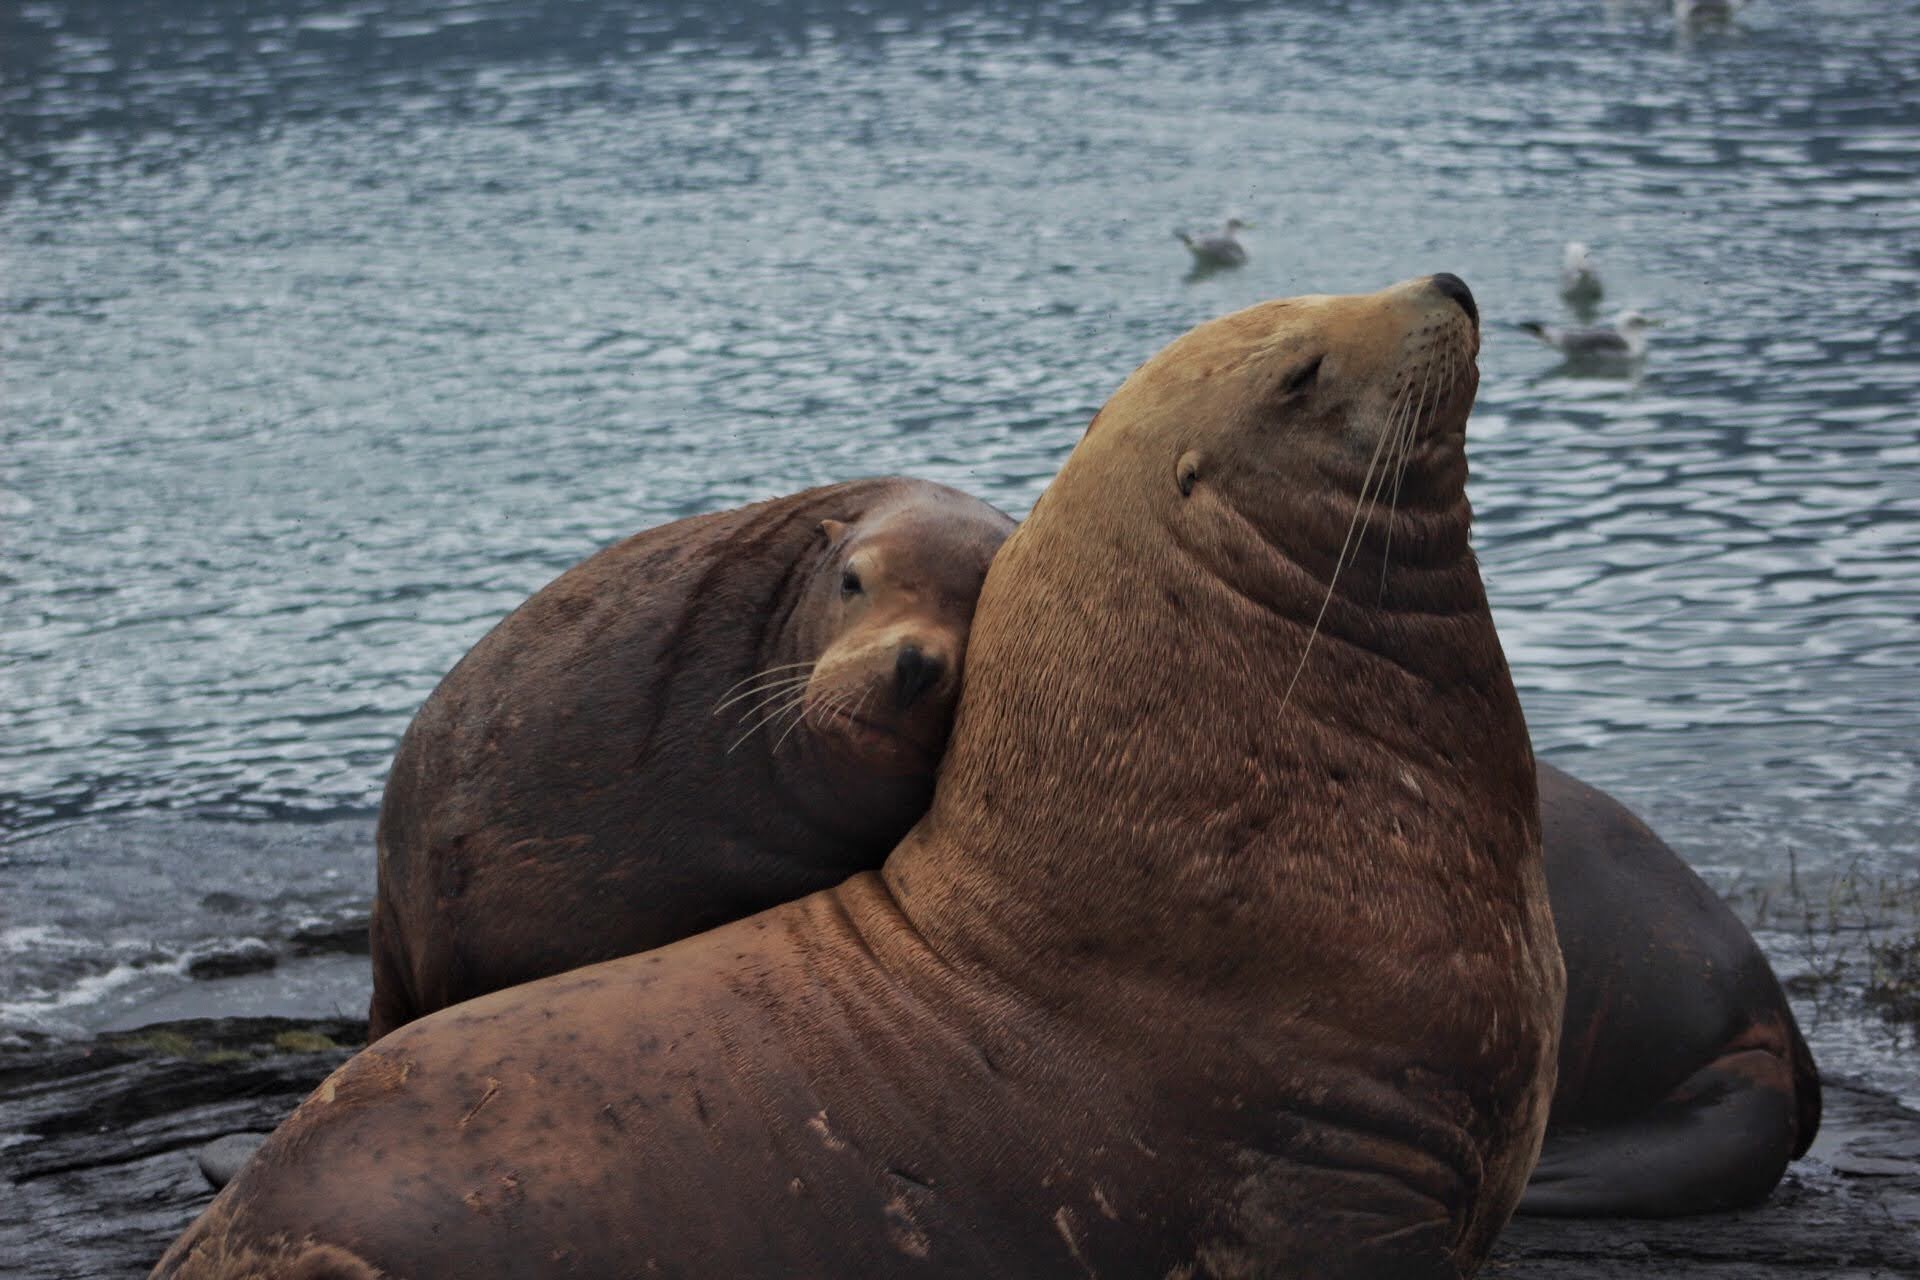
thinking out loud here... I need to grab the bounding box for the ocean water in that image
[2,0,1916,1091]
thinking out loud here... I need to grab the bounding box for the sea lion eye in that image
[841,569,863,596]
[1281,355,1324,396]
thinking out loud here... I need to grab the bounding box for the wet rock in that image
[2,1022,1915,1279]
[197,1131,269,1189]
[0,1016,360,1279]
[288,914,372,957]
[1488,1076,1920,1278]
[185,939,277,980]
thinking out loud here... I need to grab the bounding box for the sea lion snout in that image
[807,621,961,757]
[1426,272,1479,329]
[892,645,945,709]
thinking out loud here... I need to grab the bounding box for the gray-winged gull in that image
[1174,218,1250,270]
[1518,310,1661,362]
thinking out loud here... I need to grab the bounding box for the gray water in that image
[2,0,1916,1089]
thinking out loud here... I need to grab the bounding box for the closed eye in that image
[1280,354,1324,396]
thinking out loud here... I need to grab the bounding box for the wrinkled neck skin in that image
[884,394,1536,1047]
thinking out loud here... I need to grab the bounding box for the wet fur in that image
[368,477,1011,1039]
[1521,762,1821,1215]
[158,282,1558,1279]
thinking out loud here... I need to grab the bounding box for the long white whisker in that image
[768,694,815,755]
[728,691,807,754]
[713,662,818,708]
[1277,385,1409,713]
[1378,358,1435,600]
[1358,380,1415,542]
[712,670,814,715]
[725,679,816,725]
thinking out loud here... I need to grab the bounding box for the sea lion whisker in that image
[788,684,874,758]
[725,694,802,756]
[716,673,816,719]
[1277,385,1406,713]
[718,679,814,721]
[729,691,809,754]
[721,690,806,740]
[713,665,817,713]
[1377,358,1435,599]
[715,661,817,700]
[1359,381,1416,540]
[722,676,816,722]
[769,694,817,755]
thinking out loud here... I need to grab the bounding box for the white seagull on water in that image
[1517,310,1662,363]
[1559,242,1604,313]
[1174,218,1251,271]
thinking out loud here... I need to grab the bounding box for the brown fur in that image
[1521,761,1821,1215]
[154,278,1559,1279]
[163,1209,382,1280]
[368,477,1012,1039]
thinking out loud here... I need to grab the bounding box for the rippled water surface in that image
[3,0,1917,1073]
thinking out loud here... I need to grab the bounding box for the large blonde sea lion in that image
[367,477,1014,1040]
[154,275,1562,1279]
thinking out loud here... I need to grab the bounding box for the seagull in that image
[1559,242,1604,314]
[1174,218,1251,271]
[1517,310,1662,363]
[1676,0,1740,28]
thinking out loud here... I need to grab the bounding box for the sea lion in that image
[361,489,1819,1214]
[155,275,1561,1279]
[367,477,1014,1040]
[1520,761,1821,1216]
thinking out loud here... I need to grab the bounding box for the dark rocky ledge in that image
[2,1019,1916,1279]
[0,1017,361,1280]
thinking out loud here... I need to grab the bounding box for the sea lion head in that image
[906,274,1511,973]
[1119,272,1481,558]
[799,488,1012,774]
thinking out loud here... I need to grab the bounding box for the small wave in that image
[0,923,89,953]
[0,952,191,1032]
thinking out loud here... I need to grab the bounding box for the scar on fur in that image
[806,1110,849,1152]
[460,1076,501,1128]
[1053,1206,1097,1278]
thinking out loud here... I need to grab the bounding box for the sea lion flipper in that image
[1518,1047,1804,1217]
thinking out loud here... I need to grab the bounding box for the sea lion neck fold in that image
[887,278,1537,1012]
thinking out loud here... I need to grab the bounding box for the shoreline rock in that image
[3,1017,1916,1278]
[0,1016,361,1280]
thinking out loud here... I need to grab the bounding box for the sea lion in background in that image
[367,476,1014,1040]
[155,275,1561,1278]
[1520,761,1821,1216]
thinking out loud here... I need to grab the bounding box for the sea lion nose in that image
[1427,273,1479,329]
[894,646,944,709]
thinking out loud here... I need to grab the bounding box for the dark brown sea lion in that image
[367,477,1014,1040]
[1520,761,1821,1216]
[155,275,1561,1279]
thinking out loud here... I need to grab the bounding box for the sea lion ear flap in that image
[819,519,847,546]
[1176,451,1204,497]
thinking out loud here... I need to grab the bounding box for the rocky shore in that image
[1,1014,1915,1279]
